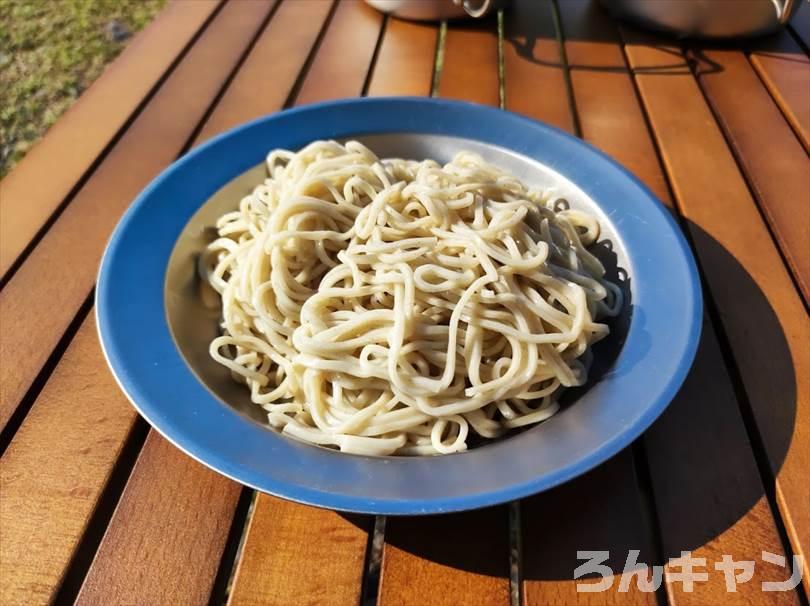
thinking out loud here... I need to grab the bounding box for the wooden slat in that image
[558,0,669,202]
[560,5,801,603]
[72,1,340,603]
[789,0,810,50]
[75,432,242,605]
[438,17,500,106]
[521,453,657,605]
[225,6,387,602]
[749,32,810,152]
[645,317,798,606]
[0,3,278,603]
[367,13,508,606]
[195,0,334,141]
[690,46,810,305]
[0,1,278,603]
[503,0,572,131]
[378,507,511,606]
[623,28,810,596]
[208,3,379,601]
[0,318,138,606]
[0,0,277,434]
[228,500,371,606]
[367,17,437,97]
[0,0,221,279]
[295,0,383,105]
[508,3,655,604]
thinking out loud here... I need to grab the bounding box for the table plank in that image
[295,0,383,105]
[72,1,343,602]
[368,14,509,606]
[224,4,383,602]
[521,453,657,605]
[558,0,669,202]
[0,318,138,606]
[623,28,810,597]
[367,17,437,97]
[0,0,221,280]
[503,0,572,131]
[645,317,798,606]
[438,17,500,106]
[195,0,333,142]
[228,500,371,606]
[749,31,810,152]
[2,5,275,600]
[690,46,810,306]
[75,432,242,606]
[512,3,656,604]
[558,5,801,603]
[0,0,278,435]
[378,507,511,606]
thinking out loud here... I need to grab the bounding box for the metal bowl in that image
[364,0,506,20]
[600,0,803,38]
[97,98,702,514]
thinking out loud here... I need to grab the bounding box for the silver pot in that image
[600,0,804,38]
[365,0,507,20]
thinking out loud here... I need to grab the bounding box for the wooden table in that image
[1,1,808,604]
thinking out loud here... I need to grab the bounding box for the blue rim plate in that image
[97,97,702,515]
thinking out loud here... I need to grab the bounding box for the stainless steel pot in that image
[600,0,804,38]
[365,0,507,21]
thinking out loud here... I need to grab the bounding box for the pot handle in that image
[452,0,492,19]
[777,0,805,24]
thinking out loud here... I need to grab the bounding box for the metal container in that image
[600,0,803,38]
[364,0,506,20]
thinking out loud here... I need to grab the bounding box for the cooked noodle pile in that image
[201,141,622,455]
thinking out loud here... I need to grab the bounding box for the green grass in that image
[0,0,167,178]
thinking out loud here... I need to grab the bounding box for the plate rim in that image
[96,96,702,515]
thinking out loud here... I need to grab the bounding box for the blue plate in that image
[97,97,702,515]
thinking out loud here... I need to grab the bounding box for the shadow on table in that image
[505,0,709,76]
[515,218,797,582]
[338,222,797,586]
[335,0,800,584]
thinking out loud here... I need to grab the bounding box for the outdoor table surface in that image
[1,1,808,605]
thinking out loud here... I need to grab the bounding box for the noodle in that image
[200,140,622,456]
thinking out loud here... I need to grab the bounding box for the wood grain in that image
[623,29,810,597]
[558,0,669,202]
[1,3,277,604]
[195,0,334,142]
[378,507,511,606]
[749,32,810,152]
[438,17,500,106]
[74,3,351,603]
[503,0,572,131]
[559,6,801,603]
[522,453,657,606]
[228,500,370,606]
[645,316,798,606]
[0,317,138,606]
[514,5,656,604]
[366,13,512,606]
[75,432,242,605]
[295,0,383,105]
[690,46,810,306]
[223,4,385,602]
[367,17,437,97]
[0,0,277,434]
[0,0,221,279]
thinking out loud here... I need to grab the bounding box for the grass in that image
[0,0,167,178]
